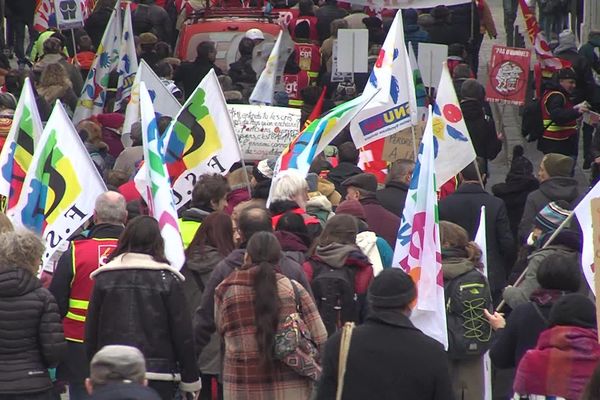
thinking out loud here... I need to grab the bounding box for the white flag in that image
[135,82,185,269]
[350,11,417,147]
[9,101,107,270]
[114,3,138,111]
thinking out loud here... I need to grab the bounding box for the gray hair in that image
[0,230,45,275]
[94,191,127,225]
[271,170,308,202]
[386,159,415,184]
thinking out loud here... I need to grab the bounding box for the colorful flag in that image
[350,11,417,147]
[8,101,107,270]
[432,63,477,190]
[249,30,294,105]
[135,82,185,269]
[408,43,428,122]
[0,78,43,212]
[573,182,600,295]
[34,0,93,32]
[114,3,138,111]
[303,87,326,130]
[393,105,448,349]
[73,3,121,124]
[123,60,181,138]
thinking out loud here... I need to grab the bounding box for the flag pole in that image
[496,211,574,312]
[410,125,417,159]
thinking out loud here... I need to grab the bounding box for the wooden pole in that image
[591,197,600,342]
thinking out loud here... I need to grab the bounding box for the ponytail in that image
[253,260,280,372]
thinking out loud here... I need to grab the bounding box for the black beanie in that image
[549,294,597,329]
[368,269,416,309]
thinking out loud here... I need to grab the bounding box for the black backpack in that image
[306,259,359,336]
[444,269,493,360]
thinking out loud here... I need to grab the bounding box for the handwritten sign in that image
[382,122,425,162]
[227,104,301,161]
[590,197,600,340]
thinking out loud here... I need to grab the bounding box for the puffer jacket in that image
[356,231,383,276]
[0,267,66,394]
[87,253,201,392]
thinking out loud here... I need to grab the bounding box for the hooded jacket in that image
[460,98,502,161]
[89,383,161,400]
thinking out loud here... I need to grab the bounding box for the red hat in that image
[335,200,366,221]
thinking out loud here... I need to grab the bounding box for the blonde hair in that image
[0,230,45,275]
[439,220,482,266]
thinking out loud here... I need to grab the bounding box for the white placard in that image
[227,104,301,161]
[331,40,353,83]
[418,43,448,89]
[54,0,85,30]
[337,29,369,73]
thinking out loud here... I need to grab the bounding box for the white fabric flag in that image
[350,11,417,147]
[9,101,107,270]
[114,3,138,111]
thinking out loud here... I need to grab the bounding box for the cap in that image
[245,28,265,41]
[368,268,416,309]
[341,173,378,193]
[90,345,146,385]
[139,32,158,45]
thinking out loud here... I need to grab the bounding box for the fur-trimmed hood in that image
[91,253,185,281]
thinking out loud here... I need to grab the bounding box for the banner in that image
[573,181,600,295]
[341,0,468,9]
[35,0,93,31]
[485,45,531,106]
[9,101,107,270]
[0,78,43,212]
[114,3,138,111]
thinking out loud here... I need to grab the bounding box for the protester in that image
[85,0,117,48]
[73,35,95,80]
[215,231,327,399]
[274,211,312,265]
[5,0,36,69]
[33,37,83,97]
[403,8,429,57]
[37,63,78,113]
[315,0,349,42]
[49,191,127,400]
[85,345,161,400]
[0,92,16,151]
[225,166,252,215]
[139,33,160,69]
[427,5,464,47]
[0,230,67,399]
[228,37,257,89]
[86,216,201,400]
[291,0,320,40]
[327,142,362,198]
[132,0,173,43]
[78,120,113,176]
[174,41,222,100]
[554,30,595,105]
[376,159,413,218]
[315,268,454,400]
[343,4,368,30]
[113,122,143,177]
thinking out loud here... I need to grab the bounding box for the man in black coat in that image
[315,0,349,42]
[174,41,223,100]
[327,141,363,199]
[376,159,413,218]
[316,269,453,400]
[439,160,516,304]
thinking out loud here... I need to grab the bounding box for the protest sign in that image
[382,122,425,162]
[331,40,353,83]
[591,198,600,331]
[54,0,85,30]
[418,43,447,89]
[228,105,301,161]
[485,45,531,106]
[337,29,369,73]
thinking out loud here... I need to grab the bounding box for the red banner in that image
[485,45,531,106]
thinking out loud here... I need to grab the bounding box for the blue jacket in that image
[404,24,429,57]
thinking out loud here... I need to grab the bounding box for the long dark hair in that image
[108,216,170,264]
[186,212,234,257]
[246,231,282,372]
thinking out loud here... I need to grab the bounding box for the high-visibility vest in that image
[541,90,577,140]
[294,43,321,81]
[284,71,310,108]
[63,238,118,342]
[178,218,201,249]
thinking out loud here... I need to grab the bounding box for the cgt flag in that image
[0,78,43,212]
[393,105,448,349]
[9,101,107,270]
[135,82,185,269]
[114,2,138,111]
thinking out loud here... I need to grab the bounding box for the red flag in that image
[303,87,327,129]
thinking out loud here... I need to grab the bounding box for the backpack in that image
[521,97,554,142]
[306,259,359,336]
[444,269,493,360]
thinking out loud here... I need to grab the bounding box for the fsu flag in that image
[485,45,531,106]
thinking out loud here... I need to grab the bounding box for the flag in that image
[573,182,600,295]
[73,3,121,124]
[432,63,477,190]
[393,105,448,348]
[123,60,181,137]
[518,0,571,75]
[303,87,326,130]
[474,206,492,400]
[8,101,106,270]
[408,43,428,122]
[0,78,43,212]
[135,83,185,269]
[114,3,138,111]
[350,11,417,147]
[249,30,294,105]
[34,0,93,32]
[332,0,468,9]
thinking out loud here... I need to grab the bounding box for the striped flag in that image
[114,3,138,111]
[135,82,185,269]
[393,105,448,349]
[8,101,107,270]
[0,78,43,212]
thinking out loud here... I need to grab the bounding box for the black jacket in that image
[492,175,540,241]
[86,253,200,390]
[327,162,363,198]
[426,21,464,47]
[228,55,257,85]
[0,268,66,394]
[174,60,223,101]
[537,83,581,155]
[461,99,502,161]
[315,310,453,400]
[84,7,114,48]
[555,49,595,104]
[438,183,516,302]
[315,3,349,42]
[89,382,161,400]
[376,181,409,217]
[132,3,173,43]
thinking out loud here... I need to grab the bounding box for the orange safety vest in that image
[63,238,118,342]
[284,70,310,108]
[541,90,577,141]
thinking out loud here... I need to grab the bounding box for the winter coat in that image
[33,54,84,98]
[306,194,334,225]
[503,230,581,309]
[113,146,143,177]
[85,7,114,48]
[225,187,251,216]
[578,31,600,108]
[492,174,539,241]
[174,60,223,100]
[518,177,580,241]
[178,207,211,248]
[376,181,409,218]
[315,4,349,42]
[359,195,401,249]
[0,267,66,394]
[404,24,429,57]
[37,84,78,114]
[228,55,257,86]
[438,183,516,303]
[86,253,201,392]
[537,83,581,156]
[274,230,310,266]
[194,247,313,354]
[460,98,502,161]
[514,326,600,400]
[356,231,383,276]
[215,267,327,399]
[181,246,224,376]
[315,309,454,400]
[554,49,595,104]
[132,3,173,43]
[427,21,465,47]
[95,113,125,159]
[89,382,161,400]
[327,162,363,198]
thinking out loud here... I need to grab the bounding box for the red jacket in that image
[294,43,321,80]
[290,16,319,42]
[283,70,310,107]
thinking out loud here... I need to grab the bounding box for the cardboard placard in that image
[54,0,85,30]
[227,104,301,161]
[485,45,531,106]
[417,43,448,89]
[331,40,353,83]
[382,122,425,162]
[590,197,600,341]
[337,29,369,73]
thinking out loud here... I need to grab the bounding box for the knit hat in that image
[90,345,146,385]
[556,67,577,80]
[554,30,577,55]
[542,153,574,177]
[549,293,597,329]
[402,8,418,25]
[139,32,158,45]
[253,158,275,182]
[509,145,533,176]
[335,199,367,221]
[368,268,416,309]
[534,201,571,233]
[341,173,378,193]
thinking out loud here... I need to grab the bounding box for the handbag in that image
[273,280,322,381]
[335,322,355,400]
